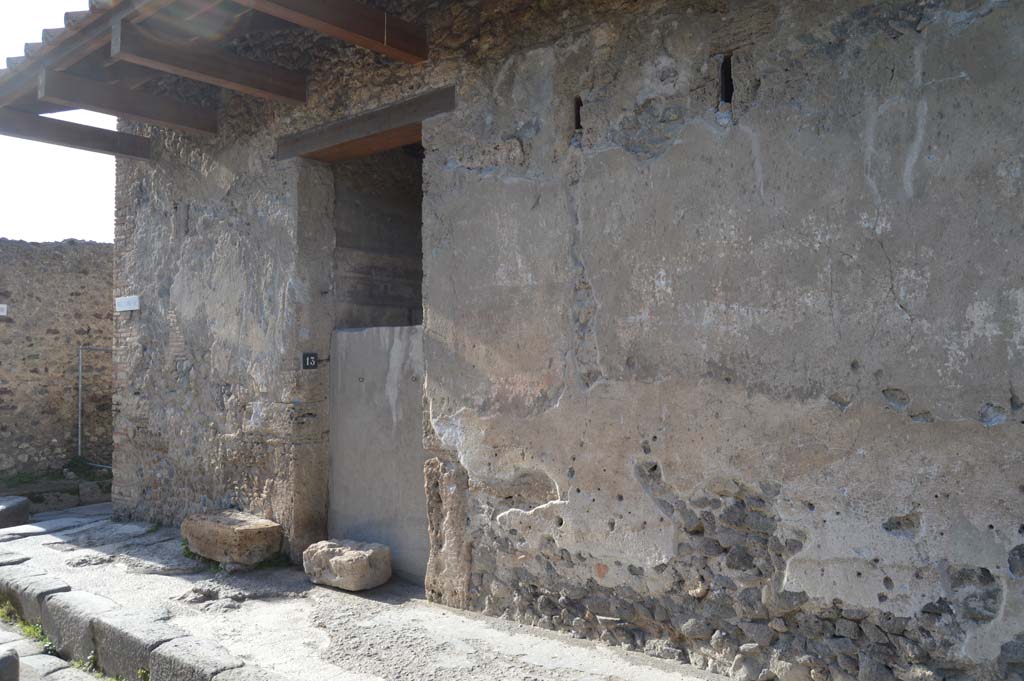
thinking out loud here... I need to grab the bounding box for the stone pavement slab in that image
[0,517,104,543]
[0,552,28,568]
[33,504,113,522]
[0,636,43,658]
[120,536,210,576]
[215,667,292,681]
[0,564,45,582]
[21,652,70,676]
[42,520,155,553]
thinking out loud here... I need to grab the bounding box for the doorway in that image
[327,144,430,583]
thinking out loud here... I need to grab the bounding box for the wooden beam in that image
[234,0,428,64]
[0,0,178,107]
[0,107,151,159]
[111,20,307,103]
[38,69,218,136]
[66,54,157,89]
[9,93,72,116]
[304,123,421,162]
[151,0,254,43]
[276,86,454,160]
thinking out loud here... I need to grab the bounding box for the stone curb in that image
[0,647,17,681]
[0,567,71,623]
[43,591,119,661]
[93,610,187,681]
[150,636,244,681]
[0,498,30,530]
[0,557,292,680]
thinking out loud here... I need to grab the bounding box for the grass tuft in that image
[0,599,55,653]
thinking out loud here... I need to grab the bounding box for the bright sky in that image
[0,1,117,243]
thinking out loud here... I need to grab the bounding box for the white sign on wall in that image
[0,304,7,317]
[115,295,141,312]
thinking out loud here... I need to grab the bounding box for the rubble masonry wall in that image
[113,1,1023,679]
[0,239,113,475]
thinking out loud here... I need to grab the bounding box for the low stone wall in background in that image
[0,239,114,478]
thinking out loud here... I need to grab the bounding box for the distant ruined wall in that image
[114,1,1023,680]
[0,239,113,475]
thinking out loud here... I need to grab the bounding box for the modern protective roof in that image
[0,0,429,158]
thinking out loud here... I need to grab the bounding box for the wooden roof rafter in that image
[0,0,433,159]
[0,0,178,107]
[38,68,218,135]
[111,19,308,103]
[0,107,151,159]
[232,0,428,64]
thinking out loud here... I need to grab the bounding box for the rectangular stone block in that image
[0,648,16,681]
[20,653,69,677]
[42,591,120,661]
[150,636,243,681]
[0,568,70,623]
[181,511,282,566]
[0,637,43,658]
[94,611,186,681]
[12,576,72,624]
[0,498,29,529]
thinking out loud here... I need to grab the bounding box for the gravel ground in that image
[0,505,724,681]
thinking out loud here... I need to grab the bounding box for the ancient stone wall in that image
[113,1,1023,679]
[0,239,114,476]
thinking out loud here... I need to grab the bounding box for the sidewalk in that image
[0,505,724,681]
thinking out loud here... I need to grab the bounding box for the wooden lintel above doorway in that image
[275,86,455,162]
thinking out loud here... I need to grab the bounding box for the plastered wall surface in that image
[113,1,1023,679]
[0,239,114,474]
